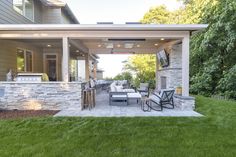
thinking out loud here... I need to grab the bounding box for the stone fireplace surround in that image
[156,44,195,110]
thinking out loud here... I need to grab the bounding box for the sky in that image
[65,0,182,78]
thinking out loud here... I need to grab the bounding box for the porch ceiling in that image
[80,38,178,54]
[0,24,208,55]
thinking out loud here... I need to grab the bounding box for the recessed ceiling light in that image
[137,44,140,47]
[154,43,158,46]
[124,43,134,49]
[160,38,165,41]
[117,44,121,48]
[47,44,52,47]
[98,44,102,48]
[105,43,113,49]
[76,50,80,53]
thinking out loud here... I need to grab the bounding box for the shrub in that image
[217,65,236,100]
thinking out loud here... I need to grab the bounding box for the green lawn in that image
[0,96,236,157]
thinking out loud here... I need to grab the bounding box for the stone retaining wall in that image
[0,82,82,110]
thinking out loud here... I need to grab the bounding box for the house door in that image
[44,54,58,81]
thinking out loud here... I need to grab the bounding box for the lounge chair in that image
[137,83,149,97]
[147,89,175,111]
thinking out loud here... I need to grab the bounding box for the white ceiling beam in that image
[69,39,89,53]
[89,48,160,54]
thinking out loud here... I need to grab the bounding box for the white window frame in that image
[13,0,34,22]
[16,48,34,72]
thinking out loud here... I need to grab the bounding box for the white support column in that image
[182,34,190,96]
[85,53,90,81]
[156,53,159,90]
[62,37,69,82]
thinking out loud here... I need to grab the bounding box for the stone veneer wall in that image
[157,44,182,90]
[174,95,195,111]
[0,82,82,110]
[157,44,196,110]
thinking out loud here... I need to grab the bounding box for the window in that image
[161,76,167,89]
[16,49,25,72]
[13,0,34,21]
[17,49,33,72]
[24,0,34,20]
[13,0,23,14]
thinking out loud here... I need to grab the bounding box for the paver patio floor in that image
[55,91,203,117]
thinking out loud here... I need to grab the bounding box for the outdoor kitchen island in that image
[0,82,83,110]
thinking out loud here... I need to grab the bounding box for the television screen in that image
[157,49,169,67]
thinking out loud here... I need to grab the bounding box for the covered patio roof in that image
[0,24,208,96]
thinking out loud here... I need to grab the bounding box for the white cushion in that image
[127,93,141,98]
[115,85,123,92]
[110,85,116,92]
[150,94,161,104]
[123,89,135,93]
[112,95,127,98]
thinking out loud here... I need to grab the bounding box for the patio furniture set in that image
[109,81,175,111]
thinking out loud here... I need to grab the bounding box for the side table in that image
[141,97,151,112]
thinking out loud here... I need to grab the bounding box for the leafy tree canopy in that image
[123,55,156,89]
[139,0,236,99]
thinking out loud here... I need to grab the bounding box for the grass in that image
[0,96,236,157]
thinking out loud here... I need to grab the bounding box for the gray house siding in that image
[0,0,78,80]
[34,0,43,23]
[0,0,78,24]
[0,40,43,81]
[61,11,72,24]
[42,6,62,24]
[0,0,33,24]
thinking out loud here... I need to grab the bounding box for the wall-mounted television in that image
[157,49,169,67]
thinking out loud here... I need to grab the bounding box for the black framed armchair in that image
[148,89,175,111]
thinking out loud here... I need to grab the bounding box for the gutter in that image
[0,24,209,31]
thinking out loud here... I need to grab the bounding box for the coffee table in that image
[127,92,142,105]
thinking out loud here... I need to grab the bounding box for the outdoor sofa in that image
[109,81,136,106]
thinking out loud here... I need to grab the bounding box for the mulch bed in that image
[0,110,60,120]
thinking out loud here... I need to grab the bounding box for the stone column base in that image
[174,95,195,111]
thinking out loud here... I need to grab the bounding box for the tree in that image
[123,55,156,89]
[141,5,174,24]
[140,0,236,99]
[190,0,236,98]
[113,71,133,83]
